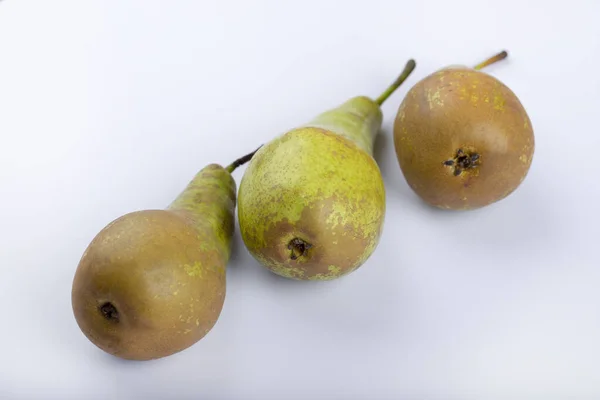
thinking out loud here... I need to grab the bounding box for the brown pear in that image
[393,50,534,210]
[71,149,257,361]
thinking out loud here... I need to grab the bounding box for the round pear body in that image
[393,67,534,210]
[71,164,236,360]
[238,117,386,280]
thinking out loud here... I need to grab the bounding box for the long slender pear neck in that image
[169,147,260,218]
[168,164,236,214]
[167,148,259,259]
[304,96,382,155]
[302,59,416,156]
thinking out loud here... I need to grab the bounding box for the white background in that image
[1,0,599,399]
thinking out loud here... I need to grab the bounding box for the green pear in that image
[237,60,416,281]
[71,148,257,361]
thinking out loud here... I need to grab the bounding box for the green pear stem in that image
[374,59,417,106]
[473,50,508,70]
[225,146,262,173]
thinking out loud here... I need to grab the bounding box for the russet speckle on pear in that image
[393,51,534,210]
[71,155,254,361]
[238,60,416,281]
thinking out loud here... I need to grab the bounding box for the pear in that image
[237,60,416,280]
[393,50,535,210]
[71,148,258,361]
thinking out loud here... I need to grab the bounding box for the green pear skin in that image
[71,160,244,361]
[237,60,416,281]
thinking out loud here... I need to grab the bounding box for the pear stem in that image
[374,59,417,106]
[473,50,508,70]
[225,146,262,174]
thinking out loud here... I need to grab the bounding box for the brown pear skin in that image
[238,60,416,281]
[393,51,534,210]
[71,149,257,361]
